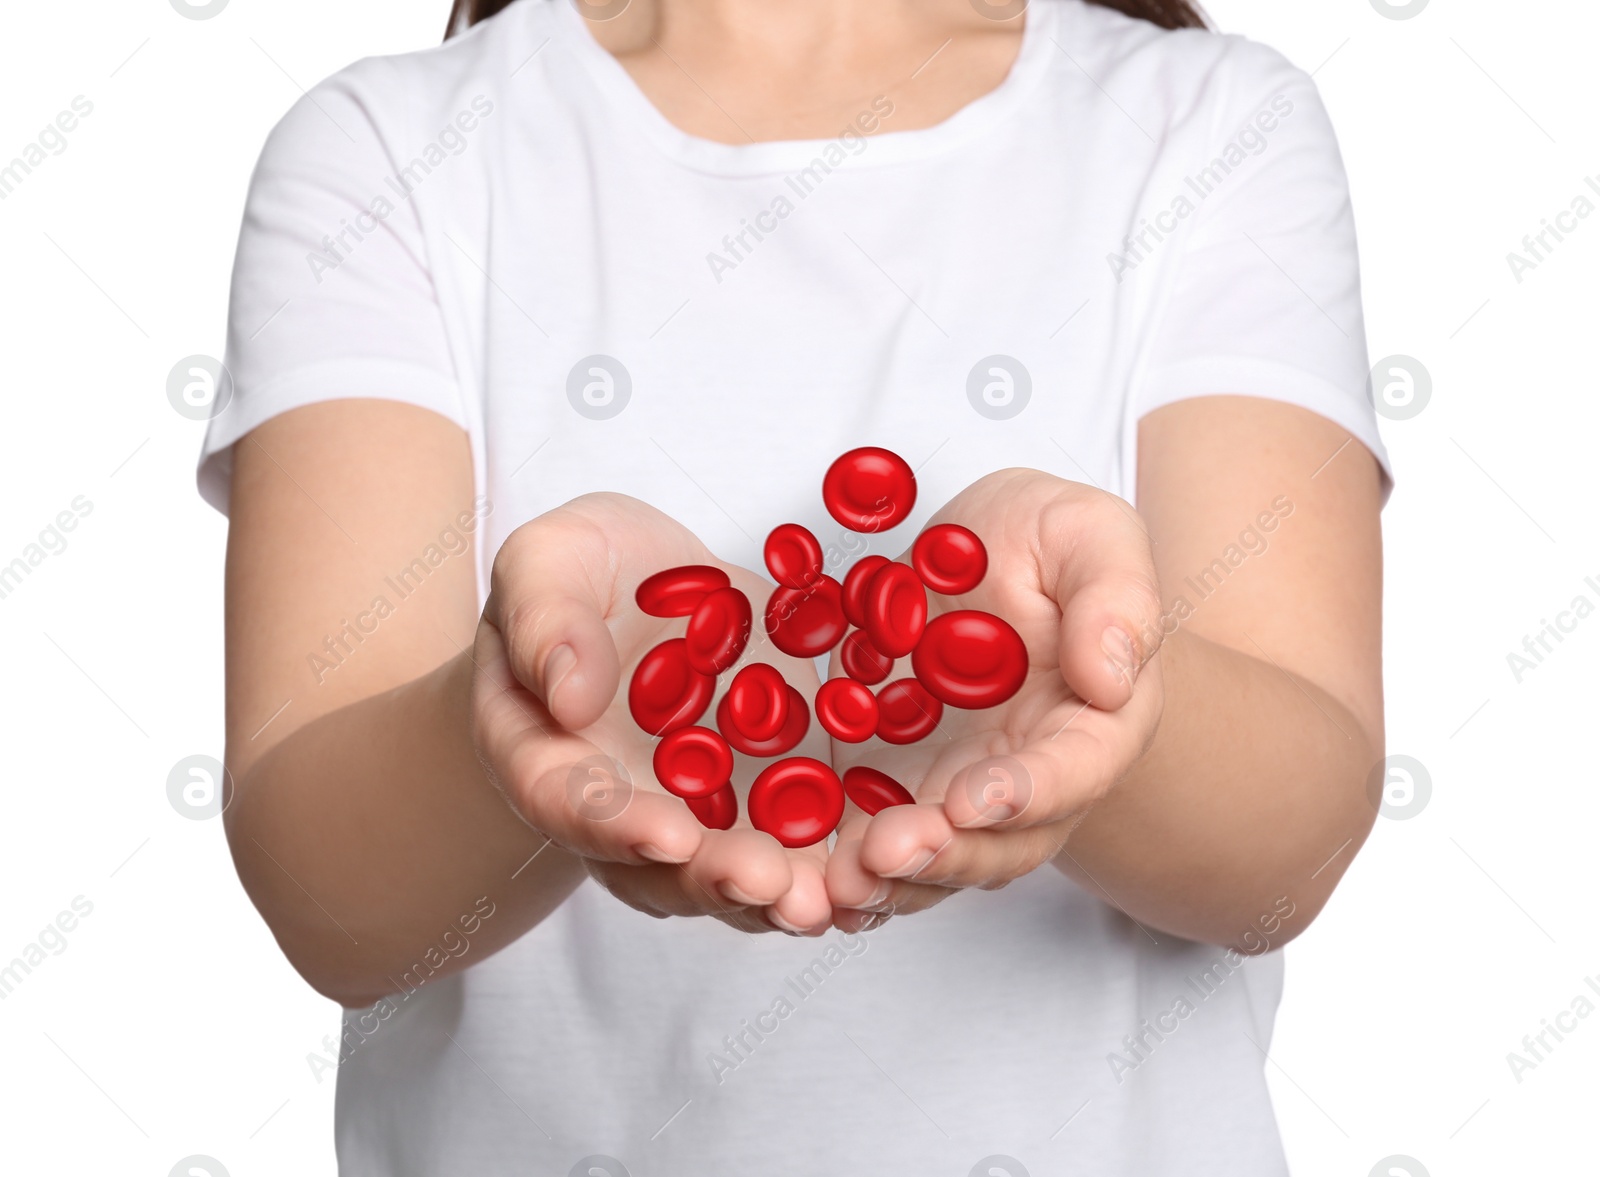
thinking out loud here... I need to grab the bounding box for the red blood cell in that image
[764,523,825,590]
[718,686,810,757]
[764,576,848,658]
[842,766,916,815]
[724,663,790,742]
[841,554,890,628]
[863,562,927,659]
[629,639,715,735]
[822,447,917,533]
[747,757,846,848]
[686,784,737,831]
[840,628,893,686]
[636,565,730,617]
[684,587,751,675]
[652,726,734,799]
[912,524,989,596]
[875,678,943,744]
[814,678,879,744]
[911,610,1029,710]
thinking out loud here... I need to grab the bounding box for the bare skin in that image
[225,408,839,1006]
[220,1,1384,1007]
[584,0,1026,144]
[826,402,1384,946]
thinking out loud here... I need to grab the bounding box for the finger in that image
[830,882,953,931]
[766,853,833,934]
[586,863,759,924]
[684,829,799,912]
[825,814,901,911]
[1043,495,1163,711]
[529,757,708,866]
[472,619,708,864]
[938,741,1101,832]
[857,802,1070,890]
[590,829,798,918]
[939,747,1055,831]
[591,870,784,935]
[485,509,624,732]
[582,858,673,920]
[953,664,1164,833]
[827,824,953,929]
[713,907,794,935]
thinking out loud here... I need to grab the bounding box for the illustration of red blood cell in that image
[863,562,927,658]
[725,663,790,742]
[842,766,916,815]
[636,565,730,617]
[841,554,889,628]
[875,678,943,744]
[764,523,825,590]
[748,757,846,848]
[652,726,734,799]
[840,628,893,685]
[629,639,715,735]
[912,524,988,596]
[911,610,1029,710]
[684,587,751,675]
[687,784,737,831]
[718,685,810,757]
[814,678,879,743]
[822,448,917,533]
[764,576,847,658]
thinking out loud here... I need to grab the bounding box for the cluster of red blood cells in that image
[627,447,1028,849]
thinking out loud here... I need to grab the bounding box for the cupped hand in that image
[471,493,833,935]
[825,470,1167,929]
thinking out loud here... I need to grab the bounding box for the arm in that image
[1060,395,1384,946]
[828,396,1384,950]
[222,399,580,1008]
[224,400,833,1009]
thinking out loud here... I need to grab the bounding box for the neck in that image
[574,0,1027,145]
[580,0,1018,61]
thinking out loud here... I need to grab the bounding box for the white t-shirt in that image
[199,1,1390,1173]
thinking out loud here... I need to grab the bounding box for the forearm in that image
[225,649,585,1006]
[1056,627,1382,950]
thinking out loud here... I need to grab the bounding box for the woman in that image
[202,0,1388,1171]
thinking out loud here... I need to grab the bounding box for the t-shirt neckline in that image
[551,0,1062,176]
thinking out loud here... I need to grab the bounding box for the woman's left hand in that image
[825,469,1167,929]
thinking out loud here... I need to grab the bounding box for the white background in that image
[1,0,1594,1173]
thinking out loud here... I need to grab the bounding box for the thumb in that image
[1046,498,1163,710]
[485,512,621,732]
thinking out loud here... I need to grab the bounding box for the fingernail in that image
[719,881,764,906]
[1101,626,1137,687]
[881,848,935,879]
[768,911,806,933]
[633,842,690,865]
[544,643,577,700]
[862,879,893,909]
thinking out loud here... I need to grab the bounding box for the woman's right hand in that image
[472,493,834,935]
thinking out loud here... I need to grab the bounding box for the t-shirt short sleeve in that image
[1133,40,1391,493]
[196,62,466,513]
